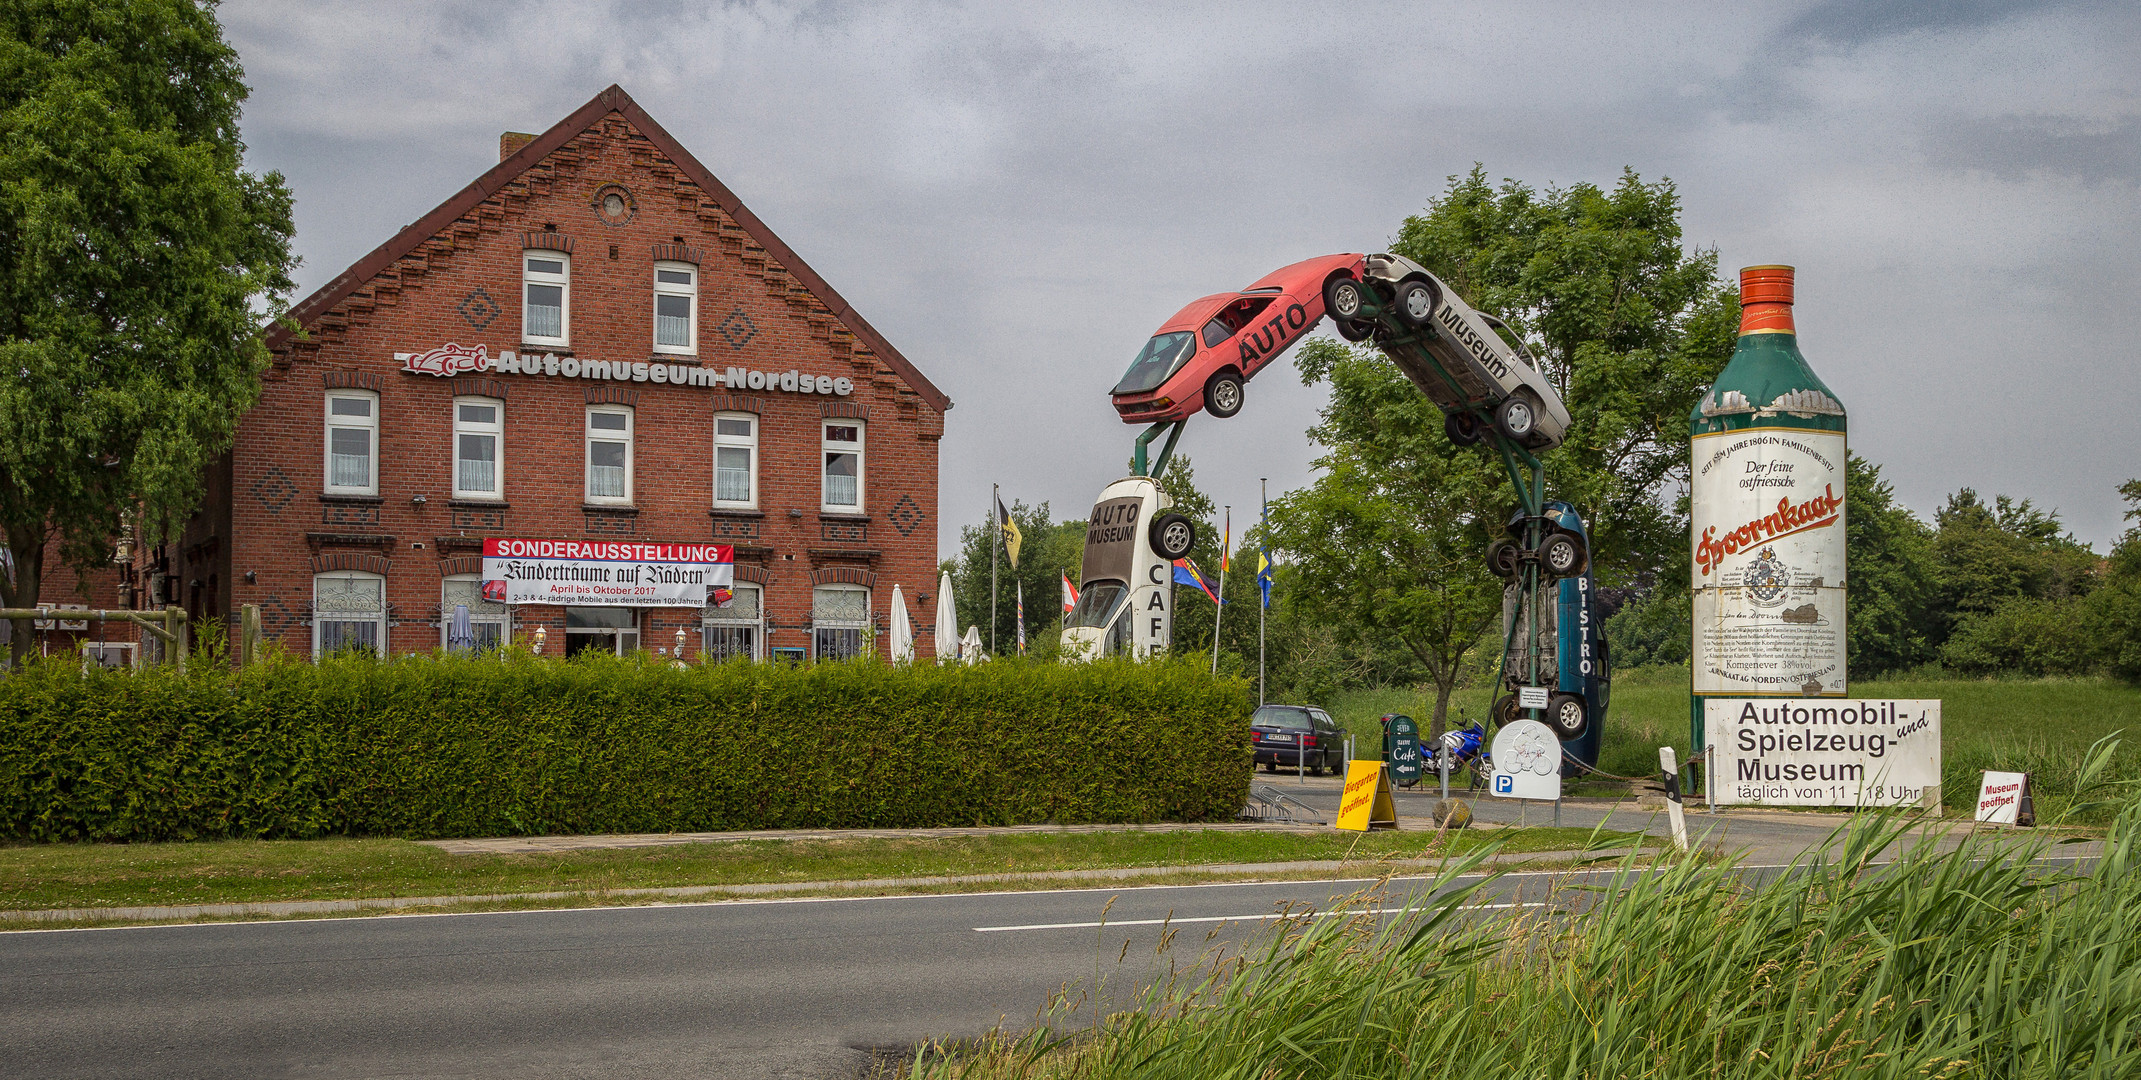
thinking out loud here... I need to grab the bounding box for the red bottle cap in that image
[1739,265,1795,335]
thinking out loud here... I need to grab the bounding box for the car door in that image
[1310,709,1340,769]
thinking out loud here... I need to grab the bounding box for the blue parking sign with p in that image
[1494,774,1513,794]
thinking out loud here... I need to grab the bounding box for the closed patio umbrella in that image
[933,571,957,663]
[889,583,914,664]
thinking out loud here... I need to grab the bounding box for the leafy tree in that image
[1931,489,2099,624]
[1845,454,1940,676]
[1270,337,1507,735]
[941,500,1083,654]
[1392,166,1739,588]
[2093,480,2141,682]
[0,0,295,662]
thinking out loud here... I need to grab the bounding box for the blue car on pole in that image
[1491,500,1609,775]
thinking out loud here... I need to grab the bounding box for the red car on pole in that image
[1110,252,1365,424]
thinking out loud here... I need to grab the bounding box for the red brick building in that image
[80,85,948,662]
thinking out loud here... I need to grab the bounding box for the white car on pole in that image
[1062,475,1196,661]
[1324,253,1573,452]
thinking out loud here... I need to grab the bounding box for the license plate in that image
[1265,734,1294,743]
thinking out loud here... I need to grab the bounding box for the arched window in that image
[314,571,386,657]
[440,574,508,652]
[702,582,763,661]
[812,584,869,661]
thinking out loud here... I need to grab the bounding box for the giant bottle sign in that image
[1689,266,1848,703]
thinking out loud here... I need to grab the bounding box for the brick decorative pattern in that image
[322,370,385,391]
[451,505,506,530]
[321,502,380,526]
[715,307,757,349]
[456,287,501,330]
[450,375,510,400]
[822,401,869,420]
[311,552,391,575]
[584,384,637,407]
[584,507,637,535]
[821,518,867,543]
[707,394,766,414]
[651,242,701,265]
[886,493,924,537]
[250,466,297,514]
[709,516,760,541]
[522,230,574,253]
[810,565,876,588]
[440,556,484,577]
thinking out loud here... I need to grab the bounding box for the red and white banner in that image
[480,539,732,607]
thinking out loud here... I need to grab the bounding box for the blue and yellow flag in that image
[1172,558,1221,605]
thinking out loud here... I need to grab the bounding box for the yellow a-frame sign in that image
[1336,761,1399,831]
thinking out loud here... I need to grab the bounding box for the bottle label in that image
[1690,426,1848,696]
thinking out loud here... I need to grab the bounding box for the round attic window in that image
[590,184,636,226]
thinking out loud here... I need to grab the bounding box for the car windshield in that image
[1111,332,1194,395]
[1251,706,1313,730]
[1065,581,1129,630]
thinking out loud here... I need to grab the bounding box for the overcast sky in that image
[223,0,2141,558]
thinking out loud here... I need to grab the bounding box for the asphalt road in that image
[1,872,1545,1080]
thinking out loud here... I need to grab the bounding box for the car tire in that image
[1149,512,1196,560]
[1538,533,1586,579]
[1487,538,1520,579]
[1494,393,1538,441]
[1491,693,1521,728]
[1445,411,1481,446]
[1548,693,1590,740]
[1334,317,1372,342]
[1324,276,1367,323]
[1204,372,1245,418]
[1395,279,1438,327]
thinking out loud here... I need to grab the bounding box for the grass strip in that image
[0,824,1631,915]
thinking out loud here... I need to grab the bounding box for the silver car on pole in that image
[1324,253,1573,451]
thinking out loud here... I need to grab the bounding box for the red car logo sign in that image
[401,342,490,377]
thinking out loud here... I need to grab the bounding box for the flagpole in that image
[1212,505,1227,676]
[1259,479,1267,707]
[990,482,999,657]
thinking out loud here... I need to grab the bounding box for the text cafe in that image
[101,86,951,663]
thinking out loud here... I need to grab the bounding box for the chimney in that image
[499,132,536,162]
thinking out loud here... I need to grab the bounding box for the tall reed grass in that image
[906,739,2139,1079]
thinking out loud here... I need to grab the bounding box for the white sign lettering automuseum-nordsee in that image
[1705,698,1941,808]
[480,539,734,608]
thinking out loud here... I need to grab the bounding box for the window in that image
[452,397,503,500]
[564,606,638,657]
[702,582,763,661]
[523,252,570,345]
[440,574,507,653]
[821,421,864,512]
[585,407,633,503]
[324,390,378,495]
[653,261,696,353]
[713,412,757,507]
[812,585,869,661]
[314,572,386,657]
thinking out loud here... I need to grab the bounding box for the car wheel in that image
[1324,276,1366,322]
[1494,393,1537,440]
[1445,411,1481,446]
[1538,533,1585,578]
[1548,693,1589,740]
[1149,512,1196,560]
[1491,693,1521,728]
[1204,372,1245,418]
[1487,538,1521,579]
[1395,279,1438,327]
[1334,317,1372,342]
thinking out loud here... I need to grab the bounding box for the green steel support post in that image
[1130,419,1187,480]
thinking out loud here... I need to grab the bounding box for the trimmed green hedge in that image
[0,653,1251,842]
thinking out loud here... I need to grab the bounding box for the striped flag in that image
[1016,580,1026,654]
[1173,558,1221,606]
[1061,571,1079,614]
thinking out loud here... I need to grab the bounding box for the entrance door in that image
[565,606,640,656]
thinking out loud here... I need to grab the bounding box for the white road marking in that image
[973,902,1543,933]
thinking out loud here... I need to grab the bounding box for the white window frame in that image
[324,389,379,496]
[313,571,387,658]
[821,420,865,513]
[522,251,571,347]
[811,584,870,661]
[713,411,758,509]
[585,405,634,505]
[653,260,697,355]
[439,573,509,652]
[702,582,764,662]
[451,396,504,501]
